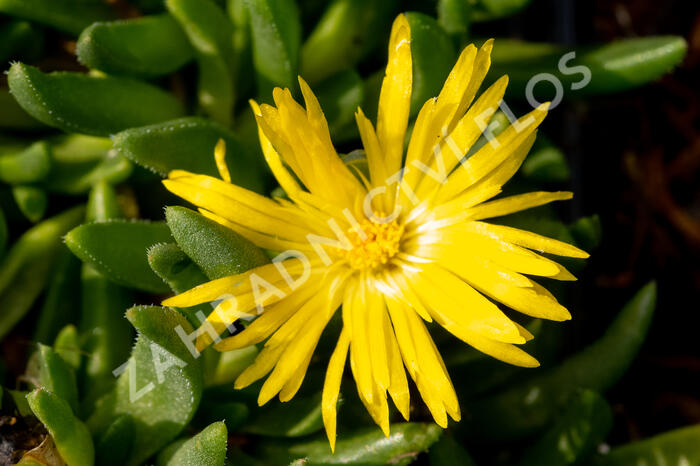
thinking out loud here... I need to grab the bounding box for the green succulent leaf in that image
[77,14,195,78]
[314,69,364,141]
[405,11,457,115]
[516,389,613,466]
[33,246,81,345]
[148,242,210,294]
[257,422,442,465]
[44,135,132,195]
[8,63,186,136]
[300,0,398,84]
[472,0,532,22]
[12,185,48,223]
[87,305,204,466]
[592,424,700,465]
[0,0,114,35]
[0,140,51,185]
[95,415,134,466]
[488,36,688,98]
[156,421,228,466]
[167,0,235,125]
[112,116,265,192]
[52,324,81,371]
[521,137,571,183]
[463,282,657,441]
[244,0,301,95]
[26,388,94,466]
[165,206,270,280]
[437,0,471,43]
[0,88,44,130]
[65,220,174,293]
[0,205,85,339]
[36,343,79,413]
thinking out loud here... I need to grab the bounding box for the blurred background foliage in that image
[0,0,697,464]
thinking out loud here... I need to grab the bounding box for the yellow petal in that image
[383,308,410,420]
[213,138,231,183]
[465,221,590,258]
[322,328,350,452]
[376,14,412,193]
[437,103,549,202]
[234,343,286,389]
[468,191,573,220]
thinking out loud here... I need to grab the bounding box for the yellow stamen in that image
[340,216,404,270]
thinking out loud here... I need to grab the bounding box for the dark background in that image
[471,0,700,447]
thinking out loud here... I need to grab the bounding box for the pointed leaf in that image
[165,206,269,280]
[8,63,185,136]
[77,14,194,78]
[113,116,264,192]
[27,388,94,466]
[156,421,227,466]
[65,220,173,293]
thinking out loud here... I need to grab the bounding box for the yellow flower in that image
[162,14,588,450]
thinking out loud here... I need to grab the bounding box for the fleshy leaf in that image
[113,117,265,192]
[26,388,94,466]
[65,220,173,293]
[77,14,194,78]
[165,206,269,280]
[155,421,227,466]
[8,63,185,136]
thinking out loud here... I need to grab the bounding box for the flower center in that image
[341,216,404,270]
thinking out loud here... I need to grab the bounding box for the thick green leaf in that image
[472,0,532,22]
[65,220,173,293]
[0,206,85,339]
[95,415,134,466]
[406,12,457,115]
[258,423,442,465]
[429,432,477,466]
[521,137,571,183]
[437,0,471,44]
[113,117,265,192]
[12,185,47,223]
[516,389,612,466]
[0,141,51,184]
[488,37,687,98]
[148,242,210,294]
[244,0,301,95]
[8,63,185,136]
[0,88,44,130]
[77,14,194,78]
[27,388,94,466]
[315,69,364,141]
[243,392,323,437]
[569,215,602,252]
[87,305,204,466]
[44,134,132,195]
[207,346,258,386]
[156,421,227,466]
[167,0,235,125]
[33,246,81,344]
[37,344,79,413]
[592,424,700,465]
[86,180,122,222]
[300,0,398,84]
[0,0,114,35]
[52,324,81,371]
[463,282,657,441]
[165,206,269,280]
